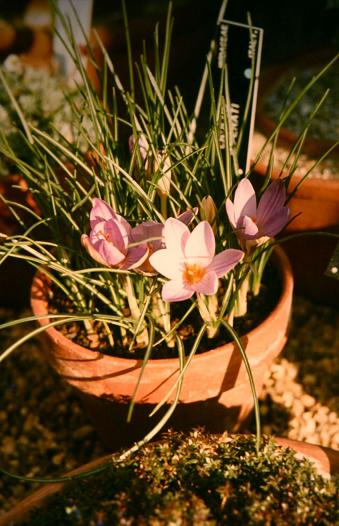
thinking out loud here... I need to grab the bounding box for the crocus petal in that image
[149,249,183,280]
[115,214,132,238]
[132,221,164,250]
[207,249,244,278]
[256,180,286,227]
[177,208,198,225]
[90,199,132,239]
[90,198,116,223]
[162,279,194,302]
[233,179,257,221]
[193,271,218,295]
[163,218,190,255]
[225,198,237,230]
[184,221,215,266]
[120,244,149,270]
[260,208,290,237]
[93,239,126,266]
[103,221,128,253]
[81,234,108,267]
[239,215,260,239]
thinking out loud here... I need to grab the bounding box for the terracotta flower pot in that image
[0,175,38,307]
[0,436,338,526]
[253,157,339,234]
[252,50,339,306]
[30,246,293,450]
[252,155,339,306]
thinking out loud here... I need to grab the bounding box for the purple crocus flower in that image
[81,198,148,270]
[225,179,289,243]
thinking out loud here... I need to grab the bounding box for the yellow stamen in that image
[183,263,206,285]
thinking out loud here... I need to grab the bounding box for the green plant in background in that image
[0,0,337,465]
[0,53,95,176]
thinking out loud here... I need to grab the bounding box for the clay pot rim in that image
[253,157,339,195]
[31,245,293,366]
[0,435,337,526]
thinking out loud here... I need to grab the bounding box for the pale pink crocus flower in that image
[149,218,244,302]
[130,209,198,274]
[225,179,289,245]
[81,198,148,270]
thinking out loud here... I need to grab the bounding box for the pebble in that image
[292,400,305,418]
[301,394,316,409]
[301,415,316,436]
[2,436,15,455]
[73,425,95,440]
[328,412,338,424]
[52,453,65,465]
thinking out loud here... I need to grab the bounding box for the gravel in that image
[263,65,338,143]
[0,294,338,516]
[252,131,339,180]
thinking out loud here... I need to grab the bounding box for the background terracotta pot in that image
[252,135,339,234]
[0,175,38,307]
[31,246,293,450]
[253,156,339,307]
[0,435,337,526]
[253,49,339,306]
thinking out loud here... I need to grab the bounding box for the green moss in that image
[22,431,338,526]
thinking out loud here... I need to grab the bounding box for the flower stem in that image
[234,274,249,317]
[157,295,175,348]
[197,293,218,339]
[220,319,261,453]
[125,276,149,348]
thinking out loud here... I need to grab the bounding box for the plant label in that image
[217,19,264,173]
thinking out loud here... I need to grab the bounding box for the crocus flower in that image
[130,209,198,274]
[149,218,244,302]
[225,179,289,243]
[81,198,148,270]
